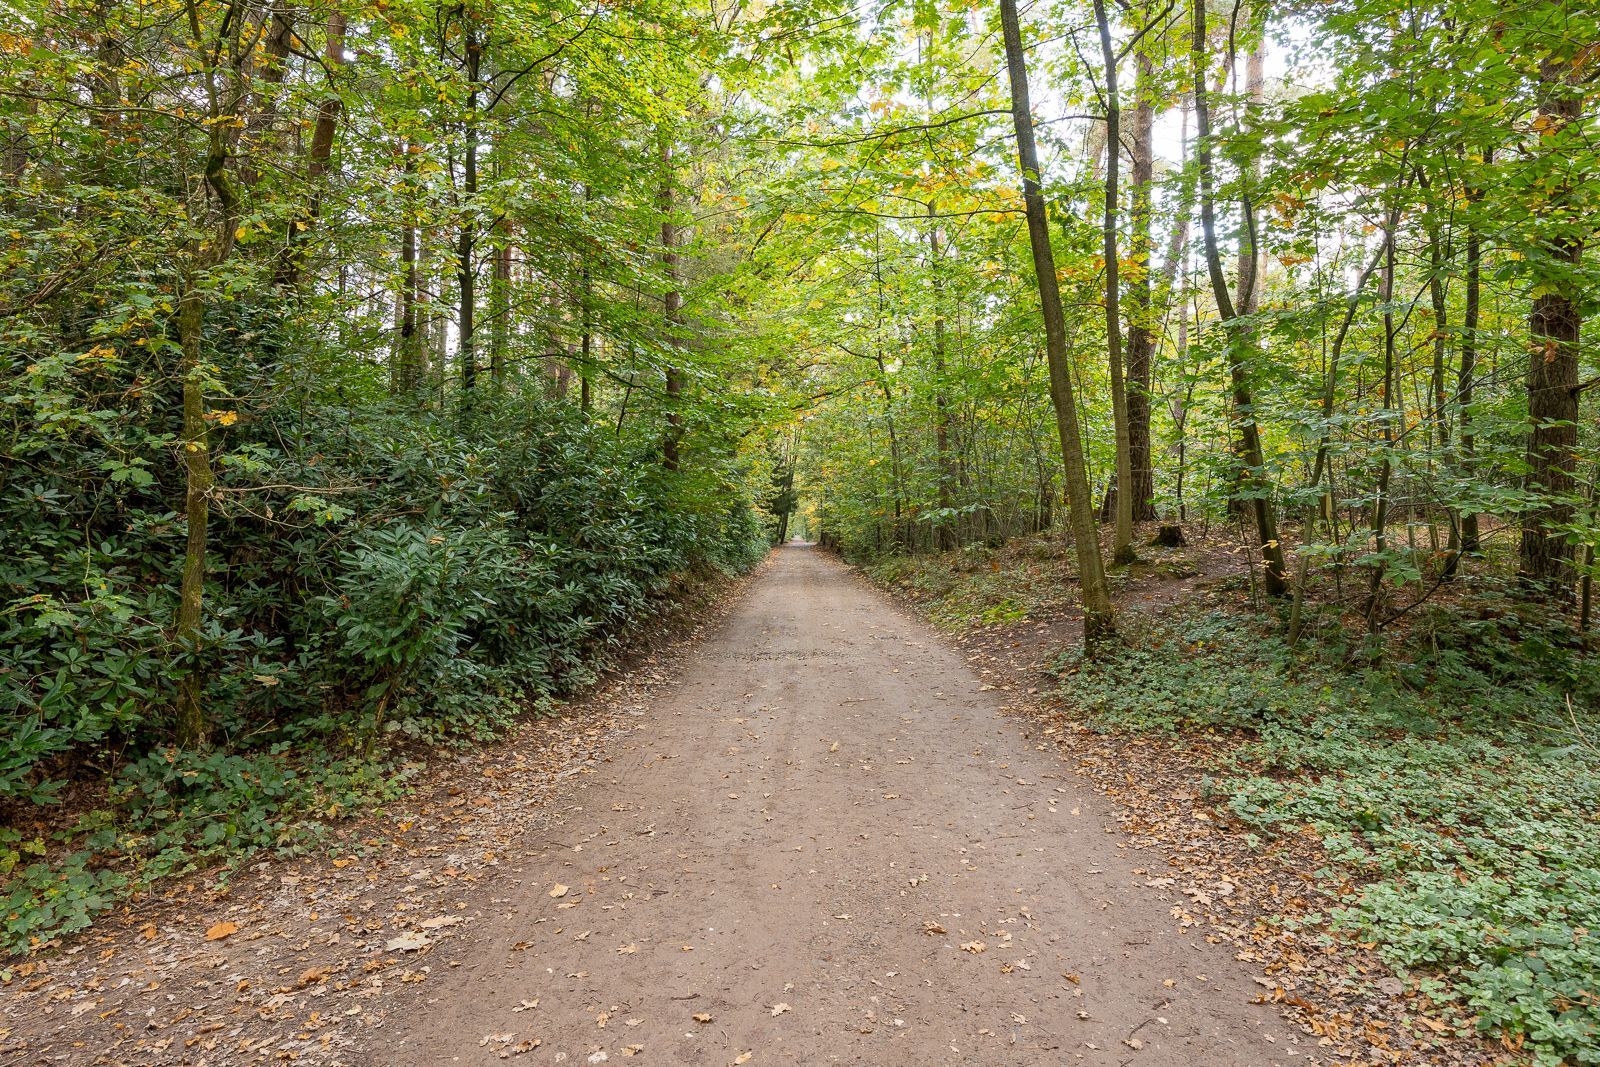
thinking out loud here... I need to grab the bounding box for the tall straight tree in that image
[1191,0,1286,597]
[1125,38,1159,524]
[1093,0,1136,565]
[999,0,1117,647]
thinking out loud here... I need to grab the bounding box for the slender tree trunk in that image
[1455,147,1488,558]
[491,221,511,382]
[458,18,481,393]
[175,284,213,749]
[396,149,421,394]
[1192,0,1286,597]
[1000,0,1116,647]
[275,11,346,288]
[930,201,957,550]
[172,0,243,746]
[1364,210,1402,629]
[1094,0,1135,565]
[660,131,683,470]
[1125,45,1158,524]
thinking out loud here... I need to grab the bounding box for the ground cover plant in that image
[1049,593,1600,1064]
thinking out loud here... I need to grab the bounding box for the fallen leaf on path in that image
[549,883,570,898]
[618,943,639,954]
[961,941,986,953]
[1125,1037,1144,1050]
[923,921,946,935]
[622,1045,644,1057]
[734,1054,753,1065]
[204,921,239,941]
[693,1012,713,1023]
[385,932,431,953]
[499,1039,540,1059]
[419,915,462,930]
[770,1003,790,1016]
[512,999,538,1012]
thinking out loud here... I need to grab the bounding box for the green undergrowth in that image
[1051,597,1600,1065]
[3,381,769,956]
[865,534,1076,629]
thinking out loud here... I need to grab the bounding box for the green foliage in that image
[865,535,1076,629]
[0,368,767,952]
[1054,603,1600,1064]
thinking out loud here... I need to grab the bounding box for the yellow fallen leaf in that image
[961,940,986,953]
[693,1012,713,1023]
[735,1054,753,1065]
[770,1002,790,1016]
[204,921,239,942]
[549,884,570,898]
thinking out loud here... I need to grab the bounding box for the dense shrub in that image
[1,331,768,951]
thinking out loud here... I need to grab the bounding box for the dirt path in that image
[369,545,1291,1066]
[0,545,1311,1067]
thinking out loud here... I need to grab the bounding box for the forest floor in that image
[1,543,1500,1066]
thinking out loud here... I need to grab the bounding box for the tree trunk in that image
[1000,0,1116,647]
[1125,43,1157,523]
[1518,56,1584,591]
[491,221,511,382]
[1192,0,1286,598]
[1455,147,1488,558]
[1094,0,1135,565]
[660,131,683,470]
[396,150,421,394]
[175,285,213,749]
[930,201,957,551]
[1363,210,1401,629]
[458,17,481,394]
[274,11,346,288]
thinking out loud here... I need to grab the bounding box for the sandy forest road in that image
[370,544,1292,1066]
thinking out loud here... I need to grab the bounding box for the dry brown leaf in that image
[549,883,570,898]
[204,921,239,942]
[961,940,986,953]
[769,1002,790,1017]
[692,1012,713,1024]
